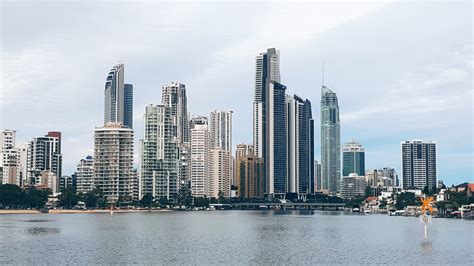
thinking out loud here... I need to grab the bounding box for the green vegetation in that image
[57,188,78,209]
[0,184,49,209]
[395,192,417,210]
[194,197,210,208]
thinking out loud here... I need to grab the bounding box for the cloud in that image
[0,1,472,184]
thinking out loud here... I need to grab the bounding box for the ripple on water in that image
[26,227,60,235]
[21,219,54,223]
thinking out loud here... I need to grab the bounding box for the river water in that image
[0,210,472,265]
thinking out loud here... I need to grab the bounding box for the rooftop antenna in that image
[322,60,325,87]
[321,60,325,97]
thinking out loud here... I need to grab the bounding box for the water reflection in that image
[26,227,60,235]
[420,240,433,254]
[20,219,54,223]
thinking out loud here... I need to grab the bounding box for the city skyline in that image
[1,2,472,185]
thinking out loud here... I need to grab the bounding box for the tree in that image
[218,191,227,204]
[84,188,104,209]
[140,194,154,208]
[58,188,78,209]
[176,183,192,209]
[24,187,48,208]
[194,196,209,208]
[395,192,417,210]
[0,184,22,208]
[364,186,372,198]
[158,197,170,207]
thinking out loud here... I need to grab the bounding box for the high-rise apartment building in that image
[266,81,287,195]
[27,132,62,186]
[209,110,233,197]
[321,86,340,193]
[139,105,179,201]
[209,110,233,152]
[236,153,265,199]
[94,123,134,202]
[162,81,189,144]
[104,63,133,128]
[189,116,210,198]
[209,148,231,198]
[342,140,365,177]
[76,156,94,193]
[401,140,437,191]
[253,48,280,159]
[253,48,288,196]
[286,95,315,194]
[1,129,21,186]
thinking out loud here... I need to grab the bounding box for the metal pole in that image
[424,224,427,240]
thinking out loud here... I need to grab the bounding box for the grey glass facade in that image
[320,86,340,193]
[124,83,133,129]
[342,140,365,177]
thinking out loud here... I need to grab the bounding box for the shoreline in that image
[0,209,172,214]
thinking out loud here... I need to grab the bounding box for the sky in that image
[0,0,472,185]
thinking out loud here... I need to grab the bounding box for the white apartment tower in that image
[1,130,21,186]
[209,110,233,196]
[189,116,210,197]
[139,104,179,201]
[94,123,134,202]
[27,132,62,186]
[209,110,233,152]
[76,156,94,193]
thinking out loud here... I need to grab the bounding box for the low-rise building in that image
[341,173,366,200]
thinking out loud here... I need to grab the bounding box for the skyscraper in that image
[342,140,365,177]
[209,110,233,152]
[209,148,231,198]
[253,48,280,159]
[27,132,62,186]
[94,123,134,203]
[189,116,210,197]
[286,95,315,194]
[139,104,179,201]
[401,140,437,191]
[104,63,133,129]
[253,48,294,196]
[321,86,340,193]
[209,110,233,197]
[162,81,189,144]
[266,81,287,195]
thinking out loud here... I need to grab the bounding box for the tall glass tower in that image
[104,63,133,128]
[342,140,365,177]
[321,86,340,193]
[253,48,286,196]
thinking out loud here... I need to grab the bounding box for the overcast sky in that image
[1,1,472,185]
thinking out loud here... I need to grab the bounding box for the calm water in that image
[1,210,473,265]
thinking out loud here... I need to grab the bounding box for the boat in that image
[352,207,360,212]
[364,209,371,214]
